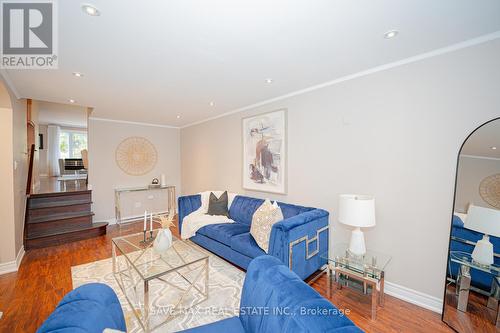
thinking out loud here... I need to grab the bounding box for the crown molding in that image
[460,154,500,161]
[181,30,500,129]
[89,117,180,129]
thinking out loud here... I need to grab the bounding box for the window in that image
[59,130,87,158]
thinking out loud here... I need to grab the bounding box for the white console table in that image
[114,185,176,225]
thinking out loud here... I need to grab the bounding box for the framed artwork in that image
[242,109,287,194]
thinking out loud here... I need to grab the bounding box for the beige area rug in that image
[72,242,245,332]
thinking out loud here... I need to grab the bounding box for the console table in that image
[321,243,391,320]
[114,185,176,225]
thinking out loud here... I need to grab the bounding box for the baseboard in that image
[16,246,25,268]
[0,246,25,276]
[385,281,443,314]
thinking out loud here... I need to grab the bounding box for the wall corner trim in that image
[0,246,25,276]
[385,281,443,314]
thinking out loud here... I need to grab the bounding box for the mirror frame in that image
[441,116,500,330]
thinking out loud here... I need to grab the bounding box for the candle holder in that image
[140,230,155,245]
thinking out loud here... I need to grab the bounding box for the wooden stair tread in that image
[26,222,108,240]
[29,199,92,209]
[28,211,94,224]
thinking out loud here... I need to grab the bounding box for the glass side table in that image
[449,251,500,314]
[321,243,391,320]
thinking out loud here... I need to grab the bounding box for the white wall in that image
[38,124,48,176]
[455,155,500,212]
[0,79,26,265]
[89,119,181,222]
[181,39,500,300]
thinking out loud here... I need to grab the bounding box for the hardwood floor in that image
[0,220,452,333]
[442,284,499,332]
[34,176,87,195]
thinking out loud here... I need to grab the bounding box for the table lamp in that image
[339,194,376,256]
[465,204,500,266]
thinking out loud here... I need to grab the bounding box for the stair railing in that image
[26,144,35,195]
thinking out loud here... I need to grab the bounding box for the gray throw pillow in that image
[207,191,230,217]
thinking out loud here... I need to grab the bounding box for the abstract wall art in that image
[242,109,287,194]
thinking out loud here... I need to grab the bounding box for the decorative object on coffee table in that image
[153,212,175,254]
[242,109,287,194]
[115,136,157,176]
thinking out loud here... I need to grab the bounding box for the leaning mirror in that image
[443,118,500,332]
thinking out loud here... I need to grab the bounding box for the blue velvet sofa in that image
[179,255,362,333]
[449,215,500,292]
[179,194,329,279]
[37,283,126,333]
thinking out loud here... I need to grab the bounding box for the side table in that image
[321,243,391,320]
[449,251,500,322]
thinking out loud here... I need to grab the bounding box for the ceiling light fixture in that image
[265,78,273,84]
[68,99,75,103]
[82,4,100,16]
[176,115,181,119]
[383,30,399,39]
[209,101,215,107]
[72,72,84,78]
[491,146,498,150]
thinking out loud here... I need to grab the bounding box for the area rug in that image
[72,242,245,332]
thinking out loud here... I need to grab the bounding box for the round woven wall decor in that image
[115,137,158,176]
[479,173,500,209]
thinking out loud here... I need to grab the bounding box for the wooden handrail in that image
[26,144,35,195]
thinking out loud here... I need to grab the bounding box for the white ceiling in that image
[38,101,88,128]
[4,0,500,127]
[461,119,500,159]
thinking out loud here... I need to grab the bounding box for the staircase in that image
[25,189,108,250]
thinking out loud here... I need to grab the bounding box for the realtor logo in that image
[1,0,58,69]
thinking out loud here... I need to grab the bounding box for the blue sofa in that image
[449,214,500,292]
[179,194,329,279]
[179,255,362,333]
[37,283,126,333]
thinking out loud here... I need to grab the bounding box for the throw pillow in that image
[207,191,230,217]
[250,199,284,253]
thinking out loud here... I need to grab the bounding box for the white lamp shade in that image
[338,194,376,228]
[465,205,500,237]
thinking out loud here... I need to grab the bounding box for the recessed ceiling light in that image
[491,146,498,150]
[209,101,215,107]
[265,78,273,84]
[176,115,181,119]
[68,99,75,103]
[72,72,84,78]
[82,4,100,16]
[384,30,399,39]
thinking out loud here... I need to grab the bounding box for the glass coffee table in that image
[112,230,209,332]
[321,243,391,320]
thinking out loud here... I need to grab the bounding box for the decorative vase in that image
[153,228,173,254]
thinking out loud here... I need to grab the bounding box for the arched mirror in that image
[443,118,500,332]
